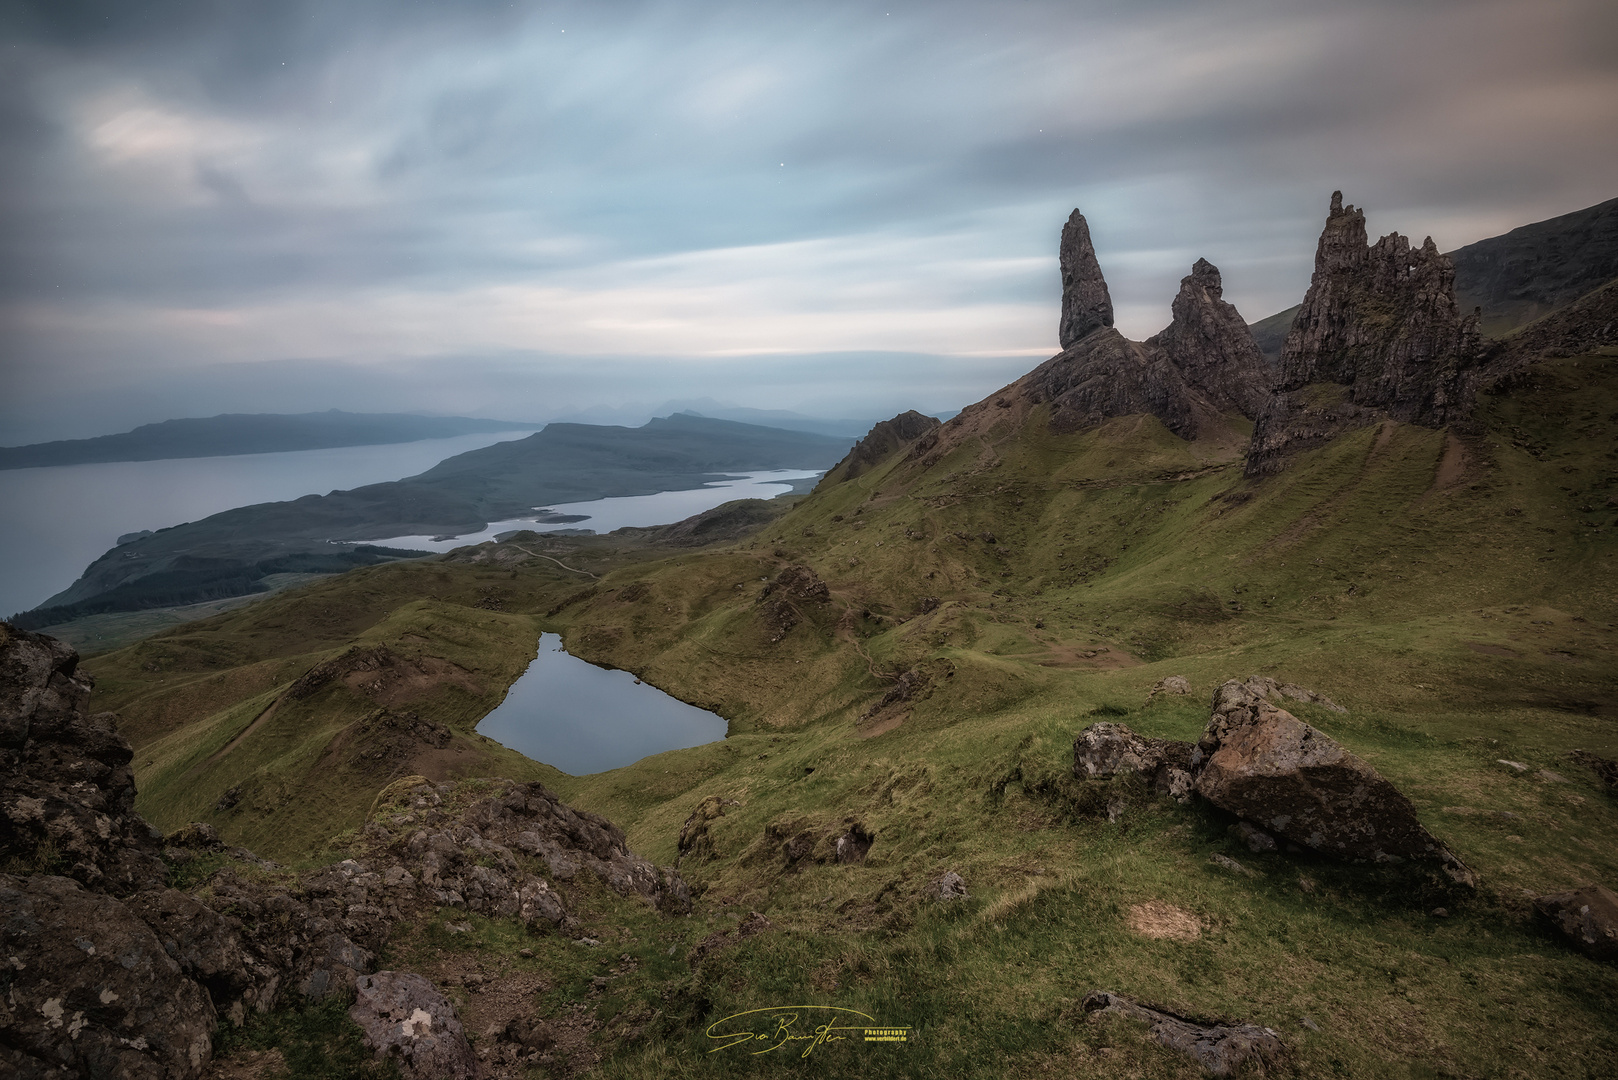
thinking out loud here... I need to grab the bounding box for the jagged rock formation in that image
[0,621,689,1080]
[1058,209,1115,347]
[829,410,942,482]
[1146,259,1274,419]
[1247,192,1483,476]
[0,623,167,896]
[1021,224,1271,441]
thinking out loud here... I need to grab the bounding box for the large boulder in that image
[350,971,479,1080]
[1534,885,1618,963]
[0,874,216,1080]
[1194,678,1470,880]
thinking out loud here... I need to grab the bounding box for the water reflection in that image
[365,469,821,553]
[477,633,727,775]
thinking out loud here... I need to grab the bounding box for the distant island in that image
[13,414,852,629]
[0,410,542,470]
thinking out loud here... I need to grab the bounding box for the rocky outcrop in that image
[0,873,217,1080]
[0,621,691,1079]
[1030,328,1210,439]
[1146,259,1273,419]
[1058,209,1114,347]
[1248,192,1484,476]
[1072,677,1464,878]
[677,795,741,867]
[1083,991,1283,1076]
[1534,884,1618,963]
[1193,678,1470,878]
[1072,722,1194,802]
[832,410,942,482]
[1029,240,1270,439]
[757,564,831,643]
[350,972,480,1080]
[365,779,691,917]
[0,622,166,897]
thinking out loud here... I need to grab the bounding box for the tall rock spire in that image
[1058,209,1114,348]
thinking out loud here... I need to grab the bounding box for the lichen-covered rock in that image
[122,888,272,1024]
[1073,721,1195,802]
[1534,884,1618,963]
[0,874,216,1080]
[350,971,479,1080]
[369,779,690,917]
[1194,678,1470,879]
[1082,990,1283,1077]
[0,623,167,897]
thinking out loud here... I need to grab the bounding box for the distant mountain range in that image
[0,410,542,470]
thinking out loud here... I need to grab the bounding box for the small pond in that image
[476,633,727,775]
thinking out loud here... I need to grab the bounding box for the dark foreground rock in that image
[1194,678,1472,880]
[1534,884,1618,963]
[0,622,166,897]
[350,971,480,1080]
[1082,991,1284,1076]
[0,620,691,1079]
[1072,676,1469,881]
[0,873,216,1080]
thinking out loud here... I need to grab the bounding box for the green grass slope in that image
[79,348,1618,1078]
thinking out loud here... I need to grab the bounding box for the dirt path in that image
[513,546,598,579]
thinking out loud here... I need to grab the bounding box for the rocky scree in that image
[0,620,689,1080]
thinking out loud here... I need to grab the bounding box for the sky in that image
[2,0,1616,444]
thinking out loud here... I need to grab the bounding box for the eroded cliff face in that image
[1247,192,1484,476]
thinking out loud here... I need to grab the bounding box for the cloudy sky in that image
[2,0,1615,443]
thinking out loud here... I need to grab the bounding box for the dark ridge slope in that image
[0,410,539,470]
[1450,195,1618,336]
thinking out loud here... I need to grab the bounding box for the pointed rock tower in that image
[1058,209,1115,348]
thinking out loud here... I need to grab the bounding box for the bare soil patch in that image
[1126,901,1201,941]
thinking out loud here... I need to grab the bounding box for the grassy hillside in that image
[80,347,1618,1077]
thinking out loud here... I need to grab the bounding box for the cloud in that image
[2,0,1616,441]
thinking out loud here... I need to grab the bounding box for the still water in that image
[477,633,727,774]
[0,430,537,618]
[367,469,823,553]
